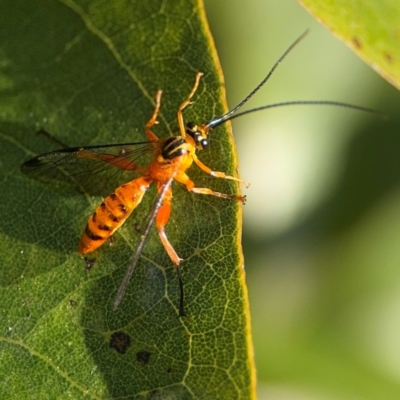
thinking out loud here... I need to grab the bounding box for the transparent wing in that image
[113,175,176,311]
[21,141,158,196]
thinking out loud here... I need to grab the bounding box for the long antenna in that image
[227,100,383,121]
[206,30,309,129]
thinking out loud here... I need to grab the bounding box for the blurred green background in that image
[204,0,400,399]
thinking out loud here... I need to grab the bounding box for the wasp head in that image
[185,122,210,150]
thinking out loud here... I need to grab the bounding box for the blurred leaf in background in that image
[299,0,400,90]
[205,0,400,399]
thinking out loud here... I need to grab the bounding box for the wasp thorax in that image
[161,136,188,159]
[186,122,209,149]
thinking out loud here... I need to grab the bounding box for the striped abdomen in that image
[78,176,152,255]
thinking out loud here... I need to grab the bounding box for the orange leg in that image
[155,185,182,265]
[145,90,162,142]
[178,72,203,137]
[175,171,246,204]
[155,183,185,316]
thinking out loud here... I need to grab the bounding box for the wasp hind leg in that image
[176,171,246,204]
[155,186,185,317]
[156,188,182,266]
[191,152,250,189]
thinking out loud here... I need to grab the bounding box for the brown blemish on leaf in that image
[133,222,141,233]
[69,299,77,307]
[84,257,96,271]
[385,52,394,63]
[107,235,115,247]
[136,350,151,365]
[109,331,131,354]
[352,36,362,49]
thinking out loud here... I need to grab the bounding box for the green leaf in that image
[298,0,400,90]
[0,0,255,398]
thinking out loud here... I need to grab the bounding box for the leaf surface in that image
[0,0,255,398]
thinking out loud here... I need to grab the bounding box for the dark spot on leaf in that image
[69,299,77,307]
[84,257,96,271]
[107,235,115,247]
[352,36,362,49]
[133,222,141,233]
[167,367,172,373]
[109,331,131,354]
[136,350,151,365]
[385,52,394,63]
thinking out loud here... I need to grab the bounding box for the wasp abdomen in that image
[78,177,152,255]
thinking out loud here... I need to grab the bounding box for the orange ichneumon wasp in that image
[21,31,377,316]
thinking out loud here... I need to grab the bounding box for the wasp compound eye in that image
[200,138,209,148]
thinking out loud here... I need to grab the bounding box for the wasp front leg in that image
[177,72,203,137]
[145,90,163,142]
